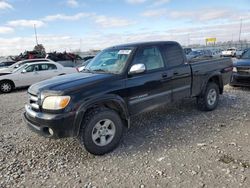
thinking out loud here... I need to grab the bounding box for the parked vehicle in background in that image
[0,61,15,69]
[231,48,250,87]
[76,58,94,72]
[23,41,233,155]
[210,49,222,58]
[221,48,237,57]
[183,48,192,55]
[0,61,78,93]
[0,59,53,74]
[186,49,214,60]
[186,50,204,60]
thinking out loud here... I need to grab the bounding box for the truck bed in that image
[189,57,233,97]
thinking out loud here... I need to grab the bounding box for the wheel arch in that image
[0,79,15,88]
[74,94,129,136]
[201,73,223,95]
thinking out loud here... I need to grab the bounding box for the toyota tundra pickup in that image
[23,41,233,155]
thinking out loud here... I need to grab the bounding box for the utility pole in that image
[80,39,82,52]
[34,24,38,45]
[239,18,242,42]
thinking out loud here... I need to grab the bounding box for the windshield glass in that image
[9,61,24,69]
[85,48,134,74]
[12,64,28,73]
[241,49,250,59]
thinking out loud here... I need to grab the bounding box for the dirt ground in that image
[0,85,249,188]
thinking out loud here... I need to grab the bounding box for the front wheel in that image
[0,81,13,93]
[79,107,123,155]
[197,82,219,111]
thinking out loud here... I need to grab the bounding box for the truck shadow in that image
[22,92,242,160]
[114,94,241,155]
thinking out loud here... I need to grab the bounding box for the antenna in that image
[34,24,38,45]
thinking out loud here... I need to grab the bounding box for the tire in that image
[79,107,123,155]
[0,81,13,93]
[197,82,219,111]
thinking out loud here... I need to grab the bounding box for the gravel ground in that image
[0,86,249,188]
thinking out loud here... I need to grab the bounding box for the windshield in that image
[9,61,24,69]
[241,49,250,59]
[85,48,133,74]
[12,64,28,73]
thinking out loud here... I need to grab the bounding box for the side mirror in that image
[128,64,146,75]
[21,69,27,73]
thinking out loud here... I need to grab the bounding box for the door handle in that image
[173,72,179,75]
[162,72,168,78]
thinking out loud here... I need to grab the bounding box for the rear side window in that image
[132,46,164,71]
[39,64,57,71]
[164,44,184,67]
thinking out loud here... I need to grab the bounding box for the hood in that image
[28,72,114,96]
[0,68,11,73]
[234,59,250,67]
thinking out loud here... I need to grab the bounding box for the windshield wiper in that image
[81,68,92,73]
[91,69,108,73]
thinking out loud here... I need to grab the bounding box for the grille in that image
[28,94,40,111]
[237,67,250,76]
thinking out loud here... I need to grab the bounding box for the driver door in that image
[16,64,41,87]
[126,46,173,115]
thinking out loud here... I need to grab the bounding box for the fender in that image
[73,94,129,136]
[200,71,223,95]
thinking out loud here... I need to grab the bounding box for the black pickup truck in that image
[23,41,233,155]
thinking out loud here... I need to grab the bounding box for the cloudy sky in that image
[0,0,249,55]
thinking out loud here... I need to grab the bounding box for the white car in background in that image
[0,59,53,72]
[0,61,78,93]
[221,48,237,57]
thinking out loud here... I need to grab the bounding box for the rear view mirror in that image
[128,64,146,75]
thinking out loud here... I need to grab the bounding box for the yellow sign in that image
[206,38,216,43]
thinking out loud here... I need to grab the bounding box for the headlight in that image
[42,96,71,110]
[233,67,237,72]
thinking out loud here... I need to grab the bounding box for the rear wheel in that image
[197,82,219,111]
[0,81,13,93]
[79,107,123,155]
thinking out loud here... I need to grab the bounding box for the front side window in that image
[86,48,134,74]
[25,65,39,72]
[132,47,164,71]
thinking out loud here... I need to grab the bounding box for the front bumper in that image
[23,105,77,138]
[230,73,250,87]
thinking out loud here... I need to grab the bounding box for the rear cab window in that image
[163,44,185,67]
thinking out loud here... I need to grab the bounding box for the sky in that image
[0,0,249,55]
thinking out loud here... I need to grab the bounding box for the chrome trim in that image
[25,105,37,118]
[30,103,39,110]
[30,95,38,102]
